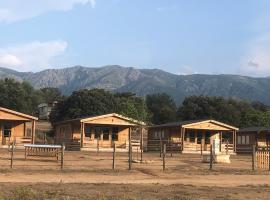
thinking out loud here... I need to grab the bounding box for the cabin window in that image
[3,123,12,137]
[153,130,165,140]
[205,131,211,144]
[161,130,165,139]
[154,130,165,139]
[102,128,110,140]
[237,135,250,145]
[197,131,202,144]
[112,127,118,141]
[153,131,157,139]
[85,127,91,137]
[189,130,195,143]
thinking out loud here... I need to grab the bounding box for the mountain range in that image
[1,65,270,105]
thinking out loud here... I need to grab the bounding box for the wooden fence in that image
[254,146,270,170]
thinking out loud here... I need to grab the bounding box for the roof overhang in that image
[54,113,145,126]
[81,113,145,126]
[182,120,239,131]
[0,107,38,121]
[149,119,238,131]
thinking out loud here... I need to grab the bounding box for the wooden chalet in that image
[0,107,38,147]
[148,119,238,153]
[237,127,270,153]
[54,113,145,150]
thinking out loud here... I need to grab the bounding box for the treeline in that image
[1,78,270,128]
[0,78,63,115]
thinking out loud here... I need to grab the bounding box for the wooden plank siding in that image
[53,113,145,150]
[148,120,238,153]
[236,130,270,154]
[0,107,37,147]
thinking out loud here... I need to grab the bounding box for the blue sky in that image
[0,0,270,76]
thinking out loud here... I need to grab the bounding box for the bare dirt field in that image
[0,149,270,199]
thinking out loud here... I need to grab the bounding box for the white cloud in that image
[0,0,96,23]
[0,40,68,72]
[241,32,270,76]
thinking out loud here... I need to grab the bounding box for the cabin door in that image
[1,122,12,145]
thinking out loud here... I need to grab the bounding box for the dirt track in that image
[1,150,270,199]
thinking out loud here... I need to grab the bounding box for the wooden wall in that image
[0,120,32,146]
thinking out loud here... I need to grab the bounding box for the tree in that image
[146,93,177,124]
[50,89,149,123]
[0,78,41,115]
[39,87,64,103]
[177,95,270,128]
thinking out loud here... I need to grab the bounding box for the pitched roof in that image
[0,107,38,120]
[238,127,270,133]
[150,119,238,130]
[54,113,145,126]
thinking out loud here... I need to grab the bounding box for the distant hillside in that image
[1,65,270,105]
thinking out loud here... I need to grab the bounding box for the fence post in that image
[252,145,255,171]
[112,142,116,170]
[267,143,270,171]
[226,139,229,155]
[163,143,166,171]
[170,139,173,157]
[61,143,64,170]
[200,142,203,156]
[10,142,14,169]
[209,144,213,170]
[97,137,100,155]
[159,138,162,158]
[136,147,139,161]
[129,139,132,170]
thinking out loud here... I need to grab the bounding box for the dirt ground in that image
[0,149,270,199]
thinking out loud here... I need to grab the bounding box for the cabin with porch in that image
[148,119,238,154]
[0,107,38,148]
[54,113,145,151]
[236,127,270,154]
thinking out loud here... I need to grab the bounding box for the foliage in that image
[50,89,149,123]
[0,79,64,115]
[38,87,64,103]
[177,95,270,128]
[146,93,177,124]
[0,79,41,115]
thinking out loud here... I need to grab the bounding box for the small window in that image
[112,127,118,141]
[241,136,246,145]
[205,131,211,144]
[238,135,250,145]
[246,135,250,144]
[237,136,241,145]
[85,127,91,137]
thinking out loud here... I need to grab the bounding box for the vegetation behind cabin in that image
[0,78,270,128]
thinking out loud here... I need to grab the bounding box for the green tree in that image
[50,89,149,123]
[146,93,177,124]
[177,95,270,128]
[39,87,64,103]
[0,78,41,115]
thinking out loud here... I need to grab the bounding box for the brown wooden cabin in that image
[148,120,238,154]
[237,127,270,154]
[0,107,38,148]
[54,113,145,151]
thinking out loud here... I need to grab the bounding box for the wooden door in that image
[2,122,12,145]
